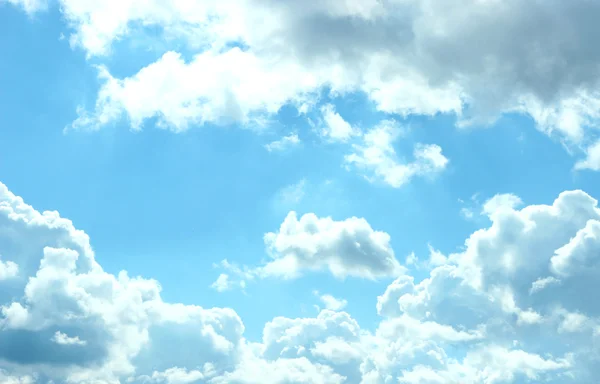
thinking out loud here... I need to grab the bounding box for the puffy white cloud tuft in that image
[262,211,404,279]
[345,121,448,188]
[314,291,348,311]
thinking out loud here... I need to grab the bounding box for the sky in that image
[2,0,600,383]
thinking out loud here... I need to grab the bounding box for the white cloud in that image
[0,257,18,280]
[427,245,447,267]
[0,369,34,384]
[264,133,300,152]
[314,291,347,311]
[320,104,358,142]
[210,273,246,293]
[52,331,87,346]
[3,180,600,382]
[24,0,600,165]
[0,182,246,383]
[261,211,404,279]
[482,193,523,216]
[530,276,561,294]
[344,121,448,188]
[575,139,600,171]
[4,0,47,14]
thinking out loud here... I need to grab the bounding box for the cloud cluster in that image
[7,0,600,172]
[261,211,403,280]
[3,177,600,382]
[4,0,589,166]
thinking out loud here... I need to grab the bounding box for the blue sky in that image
[2,1,600,383]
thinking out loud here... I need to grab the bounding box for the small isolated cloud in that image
[210,273,246,293]
[344,121,448,188]
[0,257,18,280]
[274,179,306,207]
[314,291,347,311]
[211,211,404,284]
[265,133,300,152]
[575,139,600,171]
[260,211,404,280]
[52,331,87,346]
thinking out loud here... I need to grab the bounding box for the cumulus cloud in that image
[0,257,18,280]
[264,133,300,153]
[314,291,347,311]
[7,0,586,160]
[261,211,404,279]
[210,273,246,293]
[4,182,600,383]
[575,138,600,171]
[344,121,448,188]
[0,182,246,383]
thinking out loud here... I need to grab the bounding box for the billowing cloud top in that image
[2,179,600,382]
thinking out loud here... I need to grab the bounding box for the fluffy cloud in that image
[0,182,246,383]
[264,133,300,153]
[210,273,246,293]
[215,210,404,283]
[345,121,448,188]
[11,0,591,158]
[261,211,404,279]
[0,257,18,280]
[319,104,359,142]
[3,182,600,383]
[377,189,600,382]
[52,331,87,346]
[575,139,600,171]
[314,291,348,311]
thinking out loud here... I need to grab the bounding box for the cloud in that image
[0,369,33,384]
[264,133,300,152]
[4,0,47,14]
[344,121,448,187]
[3,182,600,382]
[5,181,600,384]
[210,273,246,293]
[52,331,87,346]
[319,104,359,142]
[0,257,18,280]
[0,182,246,383]
[482,193,523,216]
[20,0,595,159]
[273,179,306,208]
[133,366,209,384]
[314,291,347,311]
[261,211,404,279]
[575,139,600,171]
